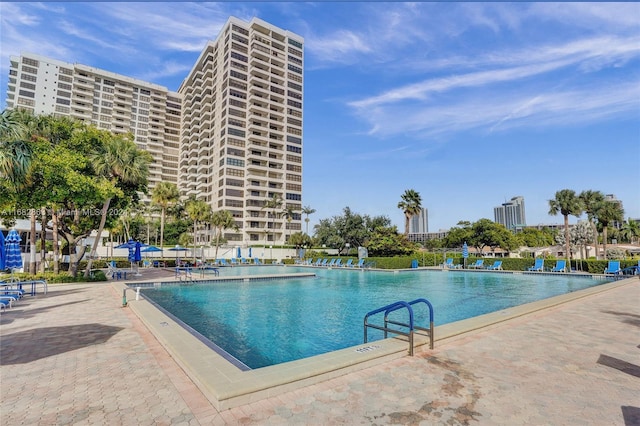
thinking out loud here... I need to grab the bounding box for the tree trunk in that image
[602,226,608,260]
[40,206,47,274]
[592,221,599,260]
[52,210,60,274]
[564,214,571,261]
[29,209,37,274]
[159,208,166,254]
[84,198,110,278]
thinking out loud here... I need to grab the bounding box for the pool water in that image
[141,266,610,369]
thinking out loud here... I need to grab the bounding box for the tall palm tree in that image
[548,189,583,261]
[84,135,151,276]
[397,189,422,235]
[579,190,604,259]
[262,194,282,244]
[151,182,180,253]
[210,209,238,261]
[281,205,297,243]
[186,199,212,263]
[302,205,316,235]
[595,200,624,259]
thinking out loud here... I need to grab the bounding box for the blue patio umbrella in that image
[462,242,469,268]
[169,245,189,265]
[0,230,5,270]
[141,245,162,255]
[248,247,252,258]
[237,247,241,259]
[4,229,23,271]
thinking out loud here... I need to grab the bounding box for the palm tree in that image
[185,199,212,264]
[579,190,604,259]
[281,205,297,243]
[151,182,180,254]
[619,218,640,244]
[210,209,238,261]
[548,189,583,261]
[84,135,151,277]
[595,200,624,259]
[302,205,316,236]
[0,109,32,186]
[397,189,422,235]
[262,193,282,244]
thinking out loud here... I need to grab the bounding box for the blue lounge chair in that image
[443,258,454,268]
[334,259,342,267]
[253,258,262,265]
[527,258,544,272]
[354,259,365,268]
[551,260,566,273]
[468,259,484,269]
[219,259,229,266]
[621,260,640,275]
[313,258,322,266]
[320,259,328,266]
[487,260,502,270]
[604,260,622,276]
[343,259,353,268]
[327,259,336,267]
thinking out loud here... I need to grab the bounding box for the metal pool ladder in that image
[363,298,434,356]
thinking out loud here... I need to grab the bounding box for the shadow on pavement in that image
[597,354,640,379]
[0,323,123,365]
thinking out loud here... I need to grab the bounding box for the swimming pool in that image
[141,266,611,369]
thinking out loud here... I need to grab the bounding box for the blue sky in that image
[1,2,639,232]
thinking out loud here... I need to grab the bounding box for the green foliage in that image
[314,206,391,254]
[366,226,417,256]
[5,270,107,283]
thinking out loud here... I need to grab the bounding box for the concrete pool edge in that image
[111,275,637,411]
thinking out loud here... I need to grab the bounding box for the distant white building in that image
[494,196,526,231]
[409,208,429,234]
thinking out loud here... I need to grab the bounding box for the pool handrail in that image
[364,301,416,355]
[407,298,434,349]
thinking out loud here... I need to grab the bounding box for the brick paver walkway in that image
[1,278,638,425]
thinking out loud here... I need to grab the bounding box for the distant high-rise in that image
[5,53,181,193]
[494,196,526,231]
[409,208,429,234]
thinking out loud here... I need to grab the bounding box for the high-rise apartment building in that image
[409,208,429,234]
[5,53,182,192]
[4,16,305,245]
[178,17,304,244]
[494,196,526,231]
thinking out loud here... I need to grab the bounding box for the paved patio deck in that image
[1,273,638,425]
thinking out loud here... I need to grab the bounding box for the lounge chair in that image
[327,259,337,267]
[550,260,566,273]
[230,258,238,266]
[354,259,365,268]
[343,259,353,268]
[443,258,454,268]
[527,258,544,272]
[621,260,640,275]
[486,260,503,270]
[468,259,484,269]
[219,259,229,266]
[253,257,262,265]
[604,260,622,276]
[313,258,322,266]
[334,259,342,267]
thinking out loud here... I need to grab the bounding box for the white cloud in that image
[354,80,640,139]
